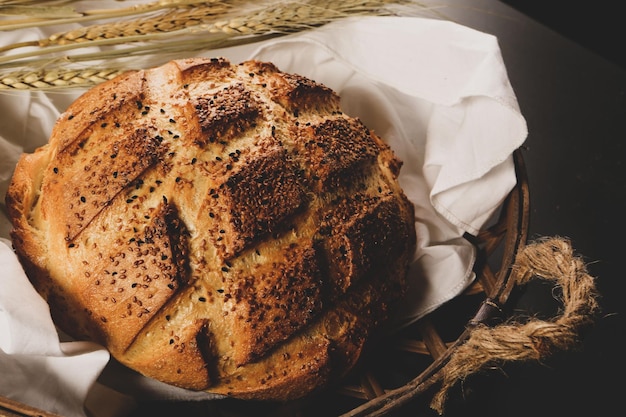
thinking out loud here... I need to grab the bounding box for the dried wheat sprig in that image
[0,0,218,31]
[0,4,80,19]
[0,0,436,92]
[43,2,236,46]
[0,0,406,68]
[0,0,76,4]
[0,2,233,54]
[0,0,77,9]
[0,67,124,90]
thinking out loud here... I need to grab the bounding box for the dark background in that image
[439,2,626,417]
[502,0,626,70]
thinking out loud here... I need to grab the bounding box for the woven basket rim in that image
[338,148,530,416]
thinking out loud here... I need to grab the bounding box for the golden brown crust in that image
[5,57,416,401]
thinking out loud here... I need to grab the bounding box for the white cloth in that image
[0,239,111,417]
[0,15,527,417]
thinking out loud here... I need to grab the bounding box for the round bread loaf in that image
[5,57,416,401]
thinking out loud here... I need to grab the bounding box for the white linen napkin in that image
[0,239,111,417]
[0,15,527,417]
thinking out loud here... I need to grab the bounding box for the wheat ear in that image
[0,0,428,91]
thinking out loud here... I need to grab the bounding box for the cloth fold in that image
[0,239,110,417]
[0,15,527,417]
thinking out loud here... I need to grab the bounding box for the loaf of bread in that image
[5,57,416,401]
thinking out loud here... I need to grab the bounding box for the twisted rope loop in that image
[431,237,600,414]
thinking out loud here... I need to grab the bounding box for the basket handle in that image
[431,236,600,414]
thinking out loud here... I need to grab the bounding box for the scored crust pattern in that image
[6,58,417,400]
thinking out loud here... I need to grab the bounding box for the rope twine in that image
[430,237,600,414]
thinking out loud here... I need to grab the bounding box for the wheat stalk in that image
[0,1,214,30]
[44,3,234,45]
[0,0,438,91]
[0,67,124,90]
[2,0,385,66]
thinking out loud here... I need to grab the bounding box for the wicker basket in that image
[1,149,599,417]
